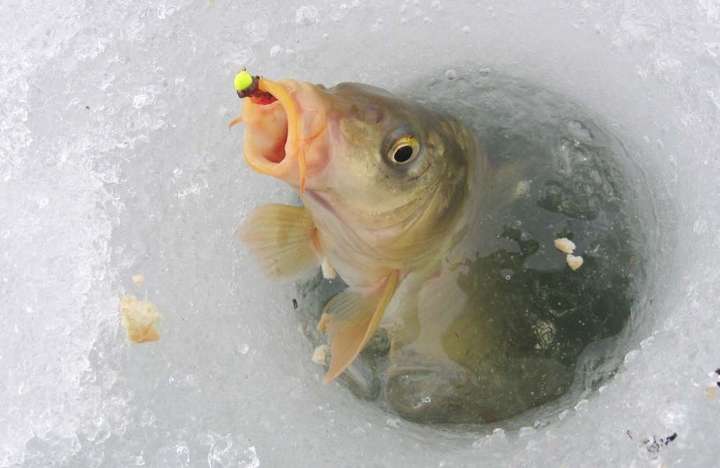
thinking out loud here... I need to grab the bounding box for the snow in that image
[1,0,719,466]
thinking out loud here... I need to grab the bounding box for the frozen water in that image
[1,0,719,467]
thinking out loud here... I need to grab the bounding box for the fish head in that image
[240,78,476,269]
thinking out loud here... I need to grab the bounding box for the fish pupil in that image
[393,145,415,163]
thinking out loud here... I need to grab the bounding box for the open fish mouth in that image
[231,75,329,192]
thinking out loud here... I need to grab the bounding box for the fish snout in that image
[240,79,330,191]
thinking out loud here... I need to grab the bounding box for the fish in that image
[233,75,491,385]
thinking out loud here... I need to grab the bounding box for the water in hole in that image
[295,69,645,425]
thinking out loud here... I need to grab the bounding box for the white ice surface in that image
[1,0,719,466]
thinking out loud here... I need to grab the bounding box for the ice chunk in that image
[311,344,329,365]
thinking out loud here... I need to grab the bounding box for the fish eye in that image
[388,136,420,165]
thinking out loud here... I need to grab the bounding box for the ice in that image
[1,0,719,466]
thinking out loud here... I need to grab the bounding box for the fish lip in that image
[241,79,329,191]
[242,81,297,181]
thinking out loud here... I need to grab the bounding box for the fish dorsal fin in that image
[238,204,320,279]
[320,271,399,383]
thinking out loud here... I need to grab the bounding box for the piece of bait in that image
[554,237,576,254]
[566,254,584,271]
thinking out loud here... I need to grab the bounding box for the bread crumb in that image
[566,254,584,271]
[312,344,330,366]
[120,295,160,343]
[131,273,145,286]
[554,238,576,254]
[706,386,718,400]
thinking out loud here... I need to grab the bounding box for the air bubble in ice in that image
[567,120,594,142]
[244,20,270,43]
[133,94,152,109]
[295,5,320,25]
[269,45,283,57]
[445,69,458,80]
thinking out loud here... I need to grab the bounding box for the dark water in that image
[295,70,645,427]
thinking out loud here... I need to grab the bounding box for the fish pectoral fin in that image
[321,271,399,384]
[237,203,320,279]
